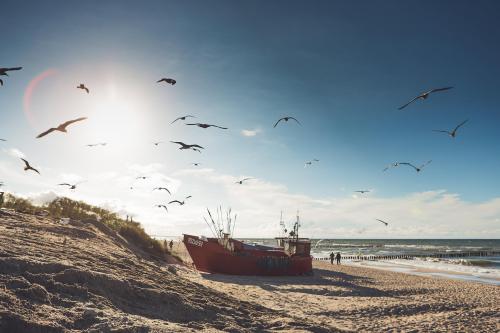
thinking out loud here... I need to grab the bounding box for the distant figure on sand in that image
[169,240,174,251]
[336,252,341,265]
[330,252,335,265]
[0,191,4,207]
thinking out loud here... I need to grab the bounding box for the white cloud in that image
[3,148,26,159]
[241,128,261,137]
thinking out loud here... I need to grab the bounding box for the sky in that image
[1,0,499,238]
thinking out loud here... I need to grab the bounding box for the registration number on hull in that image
[187,237,204,247]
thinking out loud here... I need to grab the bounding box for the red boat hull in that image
[183,234,312,276]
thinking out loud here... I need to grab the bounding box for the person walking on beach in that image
[169,240,174,251]
[336,252,341,265]
[330,252,335,265]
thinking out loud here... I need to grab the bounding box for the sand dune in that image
[0,209,498,332]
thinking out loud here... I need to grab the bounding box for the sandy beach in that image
[176,243,500,332]
[1,211,498,332]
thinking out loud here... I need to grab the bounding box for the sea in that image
[239,238,500,285]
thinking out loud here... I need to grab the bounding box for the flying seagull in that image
[36,117,87,138]
[155,204,169,213]
[398,160,432,173]
[170,141,204,152]
[274,116,301,128]
[398,87,454,110]
[375,219,389,226]
[168,200,185,206]
[136,176,148,180]
[186,123,228,130]
[153,187,171,194]
[86,142,107,147]
[153,141,163,146]
[171,115,195,124]
[433,119,469,138]
[0,139,6,142]
[58,183,77,190]
[157,78,176,85]
[0,67,22,76]
[77,84,89,94]
[354,190,370,194]
[304,159,320,168]
[191,163,201,166]
[21,158,40,174]
[235,178,253,185]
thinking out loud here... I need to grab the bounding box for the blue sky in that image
[1,1,499,237]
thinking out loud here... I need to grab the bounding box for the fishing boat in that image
[183,209,312,276]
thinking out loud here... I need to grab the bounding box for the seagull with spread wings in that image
[304,159,319,168]
[375,219,389,226]
[186,123,228,130]
[274,116,301,128]
[398,87,453,110]
[398,160,432,173]
[170,141,204,152]
[433,119,469,138]
[157,78,176,85]
[77,84,89,94]
[153,187,171,194]
[21,158,40,174]
[171,115,195,124]
[36,117,87,138]
[0,67,22,76]
[354,190,370,194]
[191,163,201,166]
[153,141,163,146]
[136,176,148,180]
[235,178,253,185]
[0,138,6,142]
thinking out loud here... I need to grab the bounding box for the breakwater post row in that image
[313,251,500,261]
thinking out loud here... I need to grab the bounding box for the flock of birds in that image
[1,65,469,229]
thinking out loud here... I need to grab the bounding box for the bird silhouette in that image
[235,178,253,185]
[77,84,89,94]
[274,116,301,128]
[170,141,204,152]
[21,158,40,174]
[354,190,370,194]
[58,183,77,190]
[157,78,176,85]
[153,187,171,194]
[398,160,432,173]
[398,87,453,110]
[155,204,169,213]
[153,141,163,146]
[86,142,107,147]
[136,176,148,180]
[0,139,6,142]
[433,119,469,138]
[168,200,185,206]
[36,117,87,138]
[375,219,389,226]
[304,159,319,168]
[0,67,22,76]
[171,115,195,124]
[186,123,228,130]
[191,163,201,166]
